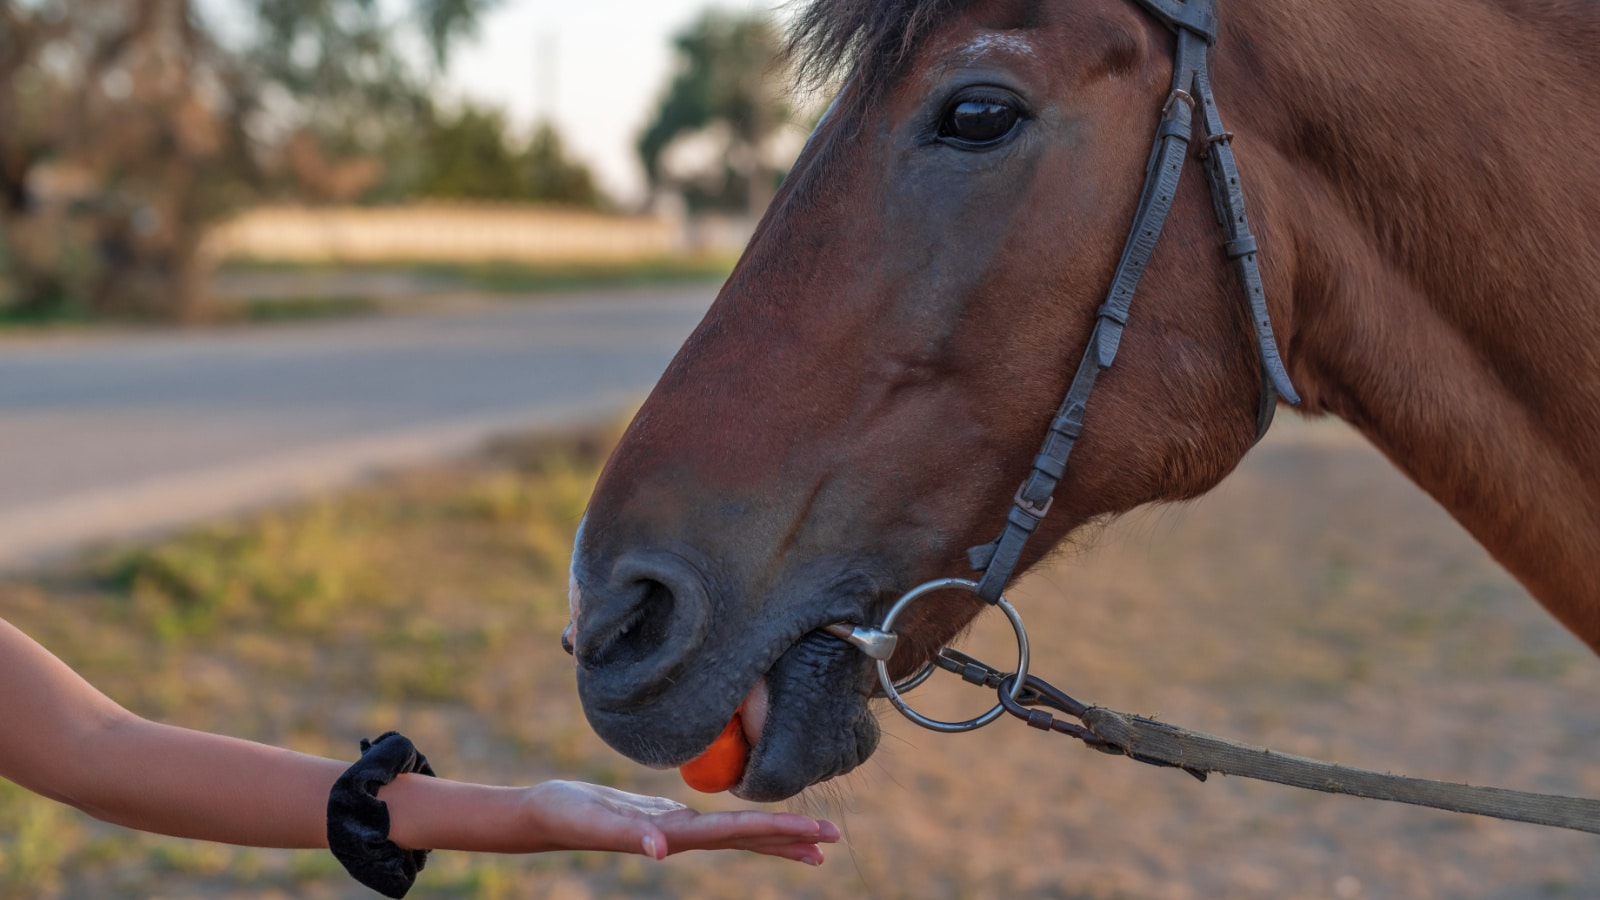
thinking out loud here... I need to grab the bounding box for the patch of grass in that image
[97,501,386,642]
[0,780,85,898]
[148,840,235,876]
[1506,653,1577,680]
[287,850,347,882]
[91,433,606,650]
[0,256,733,333]
[220,256,737,295]
[0,293,379,331]
[0,300,94,332]
[231,294,378,323]
[433,256,736,293]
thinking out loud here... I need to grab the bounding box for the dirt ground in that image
[1,415,1596,899]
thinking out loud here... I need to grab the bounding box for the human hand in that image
[525,780,839,865]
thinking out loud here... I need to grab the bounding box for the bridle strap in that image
[1136,0,1219,41]
[1192,59,1300,407]
[969,0,1298,603]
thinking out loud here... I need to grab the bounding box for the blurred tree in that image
[637,10,790,217]
[413,104,528,201]
[0,0,493,321]
[403,105,601,207]
[522,121,601,208]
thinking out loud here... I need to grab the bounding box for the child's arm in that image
[0,617,835,863]
[0,616,340,848]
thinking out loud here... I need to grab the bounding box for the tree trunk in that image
[86,218,214,322]
[0,209,75,317]
[87,163,216,323]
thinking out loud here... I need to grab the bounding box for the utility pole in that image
[536,30,559,126]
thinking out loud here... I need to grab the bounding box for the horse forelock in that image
[785,0,984,97]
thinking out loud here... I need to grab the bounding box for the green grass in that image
[218,255,738,296]
[0,301,94,332]
[407,256,737,293]
[0,256,737,332]
[231,294,379,323]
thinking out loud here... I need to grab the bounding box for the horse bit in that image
[823,0,1300,734]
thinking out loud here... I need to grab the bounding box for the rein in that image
[822,0,1600,837]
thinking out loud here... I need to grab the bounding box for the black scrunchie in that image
[327,731,437,899]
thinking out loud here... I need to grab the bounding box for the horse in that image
[567,0,1600,802]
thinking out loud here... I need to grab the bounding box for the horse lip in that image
[728,626,880,800]
[721,613,867,740]
[737,677,769,747]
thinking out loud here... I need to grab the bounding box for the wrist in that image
[327,732,435,899]
[380,774,433,850]
[385,777,557,854]
[514,781,569,854]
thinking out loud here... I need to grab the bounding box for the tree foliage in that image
[637,10,791,217]
[405,105,601,208]
[0,0,498,321]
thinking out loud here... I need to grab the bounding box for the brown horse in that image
[569,0,1600,801]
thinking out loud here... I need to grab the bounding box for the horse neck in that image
[1226,0,1600,648]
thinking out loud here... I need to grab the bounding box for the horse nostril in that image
[576,577,682,670]
[560,622,575,656]
[569,552,714,703]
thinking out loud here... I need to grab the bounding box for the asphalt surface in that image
[0,285,715,569]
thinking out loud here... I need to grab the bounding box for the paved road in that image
[0,285,715,569]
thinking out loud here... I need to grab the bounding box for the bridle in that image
[822,0,1301,727]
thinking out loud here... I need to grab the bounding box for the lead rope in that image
[928,649,1600,835]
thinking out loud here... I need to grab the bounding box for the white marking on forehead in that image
[954,32,1038,63]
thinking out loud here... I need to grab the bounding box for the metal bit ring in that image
[875,578,1030,733]
[889,660,936,695]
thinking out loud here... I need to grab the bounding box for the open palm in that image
[529,781,838,865]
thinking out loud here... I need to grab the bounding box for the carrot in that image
[679,714,749,793]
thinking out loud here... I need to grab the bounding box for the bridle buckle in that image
[1013,482,1054,519]
[1161,88,1195,117]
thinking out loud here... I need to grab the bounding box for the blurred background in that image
[0,0,807,565]
[0,0,809,325]
[2,2,1599,898]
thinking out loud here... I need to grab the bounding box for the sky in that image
[443,0,791,206]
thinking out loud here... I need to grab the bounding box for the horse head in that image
[570,0,1299,801]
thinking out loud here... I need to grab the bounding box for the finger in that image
[717,836,828,854]
[741,842,826,865]
[663,811,837,842]
[665,838,825,864]
[664,833,829,856]
[637,823,669,861]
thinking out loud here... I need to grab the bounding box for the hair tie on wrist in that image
[327,731,437,899]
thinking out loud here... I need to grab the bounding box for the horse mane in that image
[785,0,977,94]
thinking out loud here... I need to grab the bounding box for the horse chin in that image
[731,630,880,802]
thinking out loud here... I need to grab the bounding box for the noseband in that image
[828,0,1301,719]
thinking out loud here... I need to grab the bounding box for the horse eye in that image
[938,97,1021,148]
